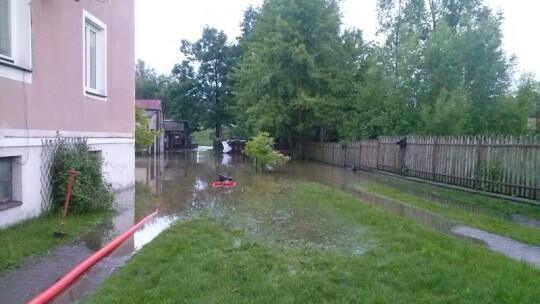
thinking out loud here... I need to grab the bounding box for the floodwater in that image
[5,148,537,303]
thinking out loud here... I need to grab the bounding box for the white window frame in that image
[83,10,107,99]
[0,0,13,61]
[0,0,32,83]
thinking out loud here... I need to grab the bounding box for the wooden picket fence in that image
[304,135,540,201]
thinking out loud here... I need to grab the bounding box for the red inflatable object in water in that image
[212,181,236,187]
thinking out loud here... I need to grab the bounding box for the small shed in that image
[164,120,195,150]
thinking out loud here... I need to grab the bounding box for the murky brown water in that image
[30,148,538,303]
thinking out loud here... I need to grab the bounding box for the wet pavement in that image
[1,148,539,303]
[451,226,540,267]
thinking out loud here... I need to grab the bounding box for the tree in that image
[135,106,157,151]
[135,59,174,116]
[370,0,515,136]
[168,61,204,127]
[233,0,360,153]
[178,26,236,138]
[515,73,540,134]
[243,131,290,172]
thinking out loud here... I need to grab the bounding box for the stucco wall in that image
[0,138,135,229]
[0,0,135,135]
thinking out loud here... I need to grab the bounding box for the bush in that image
[50,140,113,214]
[243,132,290,172]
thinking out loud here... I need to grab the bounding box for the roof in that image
[136,99,162,111]
[144,110,157,117]
[164,120,189,132]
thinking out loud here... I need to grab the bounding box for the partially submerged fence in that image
[305,136,540,201]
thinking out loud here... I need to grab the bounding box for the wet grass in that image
[0,212,109,273]
[363,184,540,245]
[85,181,539,303]
[359,173,540,218]
[192,129,214,146]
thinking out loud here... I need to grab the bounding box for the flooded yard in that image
[82,148,539,303]
[3,148,538,303]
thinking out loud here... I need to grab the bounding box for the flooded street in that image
[1,148,538,303]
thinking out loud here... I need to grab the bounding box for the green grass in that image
[191,129,215,146]
[362,184,540,245]
[192,127,238,146]
[0,211,109,273]
[85,182,539,303]
[365,174,540,218]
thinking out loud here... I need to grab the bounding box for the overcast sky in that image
[135,0,540,79]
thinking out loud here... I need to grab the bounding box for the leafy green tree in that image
[135,59,174,116]
[233,0,360,153]
[135,106,157,151]
[243,131,290,172]
[515,73,540,134]
[178,26,236,138]
[167,61,204,127]
[136,59,161,99]
[371,0,516,136]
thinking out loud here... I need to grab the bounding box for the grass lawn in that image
[191,129,214,146]
[84,181,539,303]
[192,127,238,146]
[0,211,109,273]
[361,183,540,245]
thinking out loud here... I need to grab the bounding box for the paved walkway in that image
[452,226,540,267]
[0,242,93,304]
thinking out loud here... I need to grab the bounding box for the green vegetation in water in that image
[0,212,109,273]
[85,182,539,303]
[361,183,540,245]
[243,131,290,172]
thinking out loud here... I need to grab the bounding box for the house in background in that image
[136,99,164,154]
[0,0,135,228]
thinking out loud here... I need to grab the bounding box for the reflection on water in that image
[55,148,540,302]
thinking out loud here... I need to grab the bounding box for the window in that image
[0,158,12,204]
[0,0,31,82]
[84,11,107,97]
[0,0,12,61]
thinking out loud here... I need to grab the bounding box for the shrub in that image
[50,140,113,214]
[243,131,290,172]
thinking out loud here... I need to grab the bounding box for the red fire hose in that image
[28,209,159,304]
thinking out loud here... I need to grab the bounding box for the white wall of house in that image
[0,143,42,228]
[87,138,135,190]
[0,134,134,229]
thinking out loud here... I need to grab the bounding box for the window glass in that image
[0,158,12,203]
[0,0,11,58]
[84,14,106,96]
[89,28,97,89]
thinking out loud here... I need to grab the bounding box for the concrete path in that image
[452,226,540,268]
[0,242,93,304]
